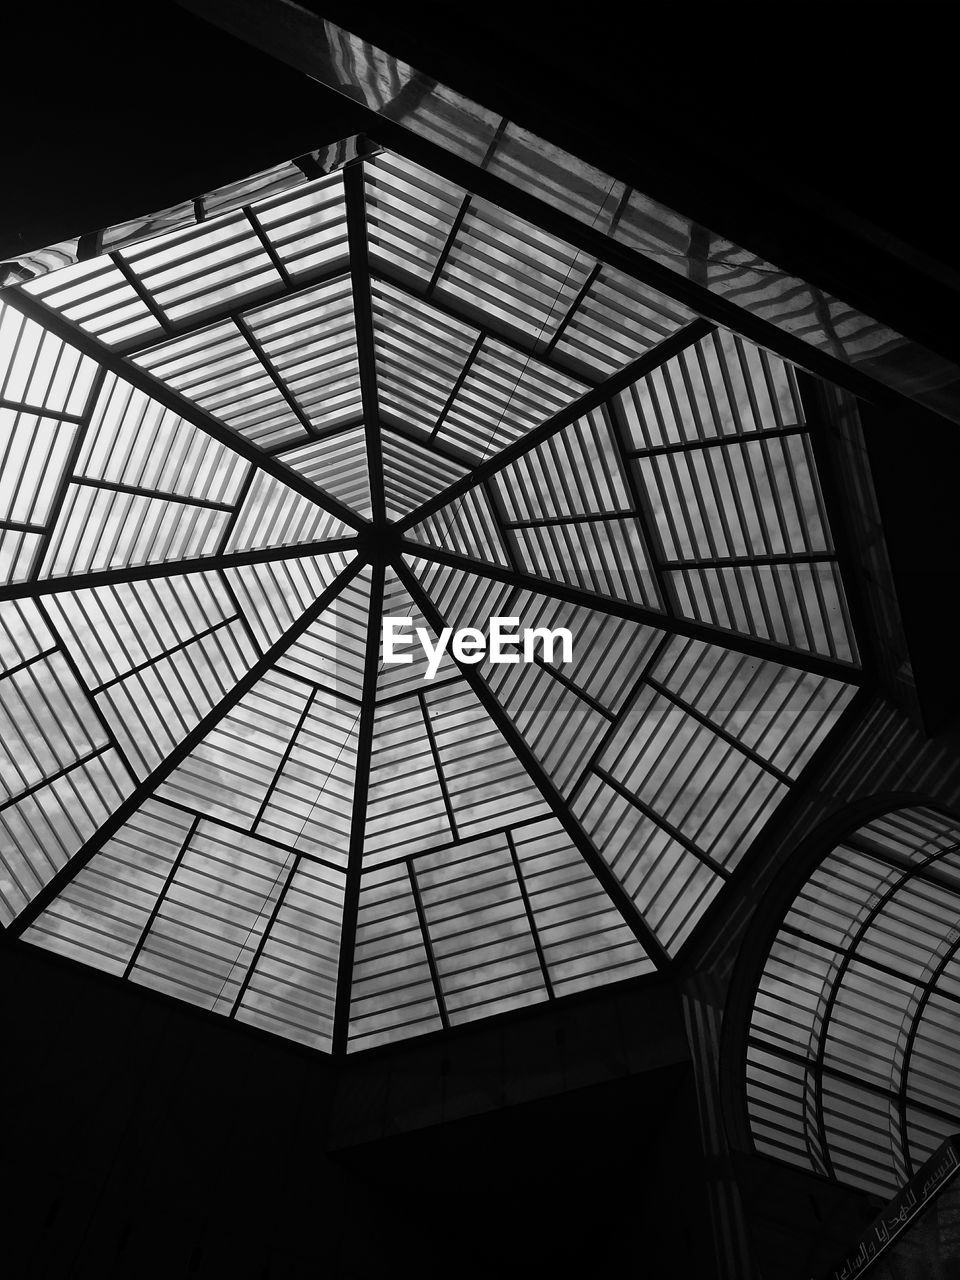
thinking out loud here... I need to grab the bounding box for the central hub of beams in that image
[355,521,402,565]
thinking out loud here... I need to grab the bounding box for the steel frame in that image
[0,145,871,1055]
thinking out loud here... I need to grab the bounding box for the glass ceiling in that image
[0,142,860,1054]
[747,806,960,1200]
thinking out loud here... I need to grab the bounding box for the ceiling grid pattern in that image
[0,145,861,1054]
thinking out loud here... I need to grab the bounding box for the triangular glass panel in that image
[405,484,511,567]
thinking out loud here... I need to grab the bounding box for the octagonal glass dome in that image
[0,139,860,1053]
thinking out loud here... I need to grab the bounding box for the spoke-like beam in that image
[395,559,671,970]
[431,331,486,434]
[0,287,368,532]
[7,556,365,937]
[399,539,863,684]
[332,559,385,1054]
[344,162,387,526]
[0,536,358,601]
[395,318,713,532]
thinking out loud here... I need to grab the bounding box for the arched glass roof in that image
[0,142,859,1054]
[746,805,960,1198]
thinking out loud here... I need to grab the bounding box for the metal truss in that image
[0,144,869,1056]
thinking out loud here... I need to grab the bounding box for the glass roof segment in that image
[405,555,854,957]
[287,12,960,423]
[0,139,864,1055]
[746,806,960,1199]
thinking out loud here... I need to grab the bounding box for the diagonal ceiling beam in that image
[399,539,864,685]
[0,537,359,602]
[331,559,385,1054]
[344,161,387,526]
[394,318,713,532]
[395,558,671,970]
[6,556,366,938]
[0,286,369,532]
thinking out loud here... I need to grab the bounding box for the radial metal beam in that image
[395,318,713,532]
[395,559,671,970]
[331,559,385,1054]
[344,162,387,526]
[7,556,365,937]
[0,286,368,532]
[0,536,359,601]
[399,539,864,684]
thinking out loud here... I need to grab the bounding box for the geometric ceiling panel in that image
[348,817,655,1051]
[278,426,371,520]
[746,807,960,1199]
[549,263,695,380]
[225,551,354,651]
[0,138,865,1056]
[433,335,589,461]
[405,484,512,567]
[369,276,593,462]
[243,276,361,433]
[371,278,477,434]
[133,320,315,453]
[42,569,260,779]
[278,566,371,699]
[380,428,468,521]
[223,470,350,551]
[375,564,458,698]
[405,553,855,959]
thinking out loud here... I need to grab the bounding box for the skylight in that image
[747,806,960,1199]
[0,140,860,1054]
